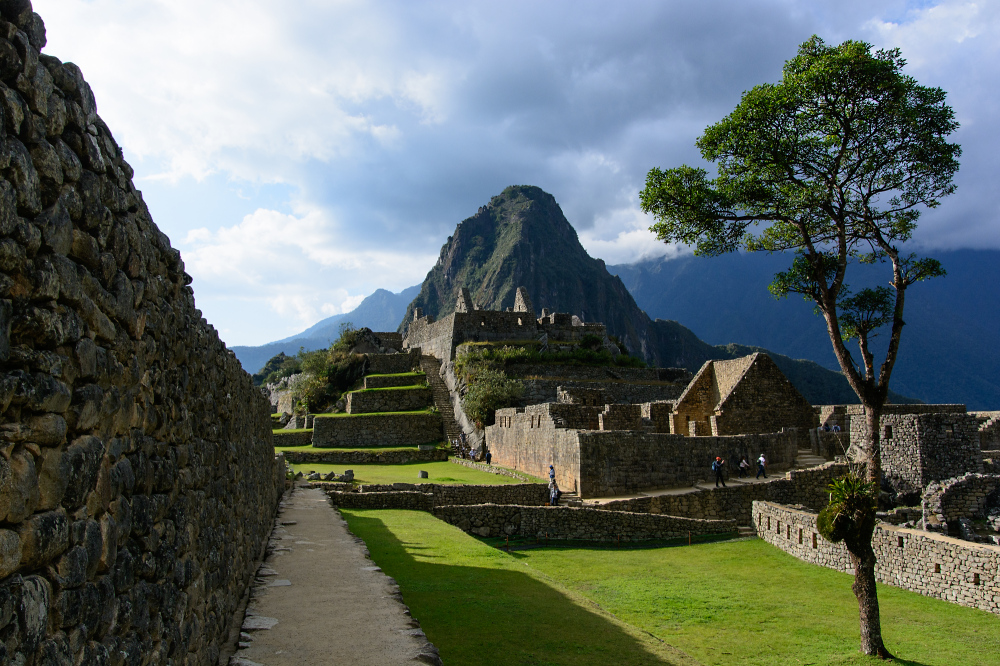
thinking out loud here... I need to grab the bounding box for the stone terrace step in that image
[420,356,464,447]
[794,449,828,469]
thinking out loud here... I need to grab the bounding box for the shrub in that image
[461,368,524,428]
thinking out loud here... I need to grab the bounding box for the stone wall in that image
[326,483,549,510]
[0,7,284,663]
[848,410,983,491]
[519,378,683,407]
[363,373,425,389]
[432,504,737,541]
[596,462,851,524]
[973,412,1000,449]
[921,473,1000,534]
[508,363,683,383]
[345,386,432,414]
[364,349,421,375]
[753,501,1000,615]
[272,430,312,447]
[712,354,816,436]
[329,491,434,511]
[312,413,442,448]
[487,404,798,497]
[283,448,448,465]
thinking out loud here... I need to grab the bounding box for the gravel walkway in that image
[227,485,441,665]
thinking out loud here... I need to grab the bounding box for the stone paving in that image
[227,485,441,665]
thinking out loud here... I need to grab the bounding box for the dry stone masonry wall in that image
[312,413,442,448]
[345,386,432,414]
[432,504,736,541]
[0,5,284,663]
[753,501,1000,615]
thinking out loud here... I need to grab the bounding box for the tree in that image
[639,36,960,658]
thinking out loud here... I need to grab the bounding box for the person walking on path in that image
[756,453,767,479]
[549,464,555,482]
[738,456,750,478]
[485,449,492,465]
[549,479,560,506]
[712,456,726,488]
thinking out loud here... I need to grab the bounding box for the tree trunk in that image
[851,402,892,658]
[846,535,893,658]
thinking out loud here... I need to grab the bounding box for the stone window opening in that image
[897,536,904,548]
[974,573,981,585]
[884,425,893,440]
[786,525,791,539]
[777,520,782,534]
[767,517,771,531]
[812,533,817,549]
[798,528,803,545]
[934,563,941,573]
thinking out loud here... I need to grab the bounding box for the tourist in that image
[738,456,750,478]
[485,449,492,465]
[549,479,560,506]
[549,464,555,482]
[833,424,841,432]
[712,456,726,487]
[823,423,831,432]
[756,453,767,479]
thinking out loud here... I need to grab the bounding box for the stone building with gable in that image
[671,352,818,436]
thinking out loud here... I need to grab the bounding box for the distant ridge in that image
[399,185,918,405]
[610,250,1000,409]
[231,285,419,374]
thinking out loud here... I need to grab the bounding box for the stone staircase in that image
[419,356,464,449]
[794,448,828,469]
[737,525,756,538]
[556,490,582,507]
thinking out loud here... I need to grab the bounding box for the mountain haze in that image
[232,285,419,373]
[400,185,914,405]
[611,250,1000,409]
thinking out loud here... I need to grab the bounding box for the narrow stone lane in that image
[228,485,442,666]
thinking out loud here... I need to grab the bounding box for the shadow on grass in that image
[344,510,696,666]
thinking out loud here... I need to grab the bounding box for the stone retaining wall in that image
[519,379,684,407]
[432,504,737,541]
[753,501,1000,615]
[272,430,312,447]
[0,7,284,663]
[312,413,442,448]
[330,491,434,511]
[284,448,449,465]
[364,373,425,389]
[352,482,549,506]
[364,350,420,375]
[596,462,851,524]
[346,387,432,414]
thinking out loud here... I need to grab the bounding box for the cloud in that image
[31,0,1000,345]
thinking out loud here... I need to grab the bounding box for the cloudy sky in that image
[33,0,1000,346]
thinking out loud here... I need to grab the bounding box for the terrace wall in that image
[345,387,433,414]
[753,501,1000,615]
[432,504,737,541]
[313,413,442,448]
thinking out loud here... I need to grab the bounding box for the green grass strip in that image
[342,510,697,665]
[273,428,311,434]
[344,511,1000,666]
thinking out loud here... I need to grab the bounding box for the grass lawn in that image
[342,508,695,666]
[343,510,1000,666]
[290,461,532,485]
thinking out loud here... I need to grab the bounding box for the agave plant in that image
[817,473,879,545]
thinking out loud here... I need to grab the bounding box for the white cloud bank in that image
[30,0,1000,344]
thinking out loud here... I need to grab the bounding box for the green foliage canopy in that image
[640,35,959,412]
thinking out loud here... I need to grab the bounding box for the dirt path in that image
[228,485,441,666]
